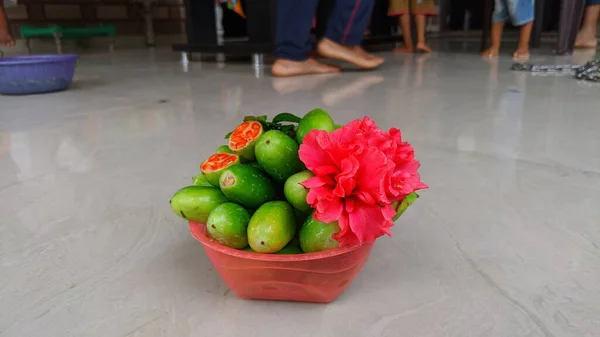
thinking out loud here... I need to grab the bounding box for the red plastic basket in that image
[190,222,373,303]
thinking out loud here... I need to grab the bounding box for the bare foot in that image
[272,58,340,77]
[513,47,530,60]
[575,38,598,49]
[348,46,384,65]
[393,45,414,54]
[415,42,432,53]
[481,47,500,57]
[317,38,382,69]
[0,28,15,47]
[575,29,597,49]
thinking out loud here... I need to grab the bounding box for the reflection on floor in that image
[1,46,599,337]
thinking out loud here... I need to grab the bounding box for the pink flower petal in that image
[299,130,334,170]
[346,200,393,244]
[333,211,360,247]
[312,165,339,176]
[301,176,328,189]
[305,186,332,205]
[332,157,359,197]
[354,147,393,201]
[314,196,344,223]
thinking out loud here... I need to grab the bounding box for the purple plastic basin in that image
[0,54,78,95]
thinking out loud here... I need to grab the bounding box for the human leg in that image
[412,0,436,53]
[481,0,509,56]
[510,0,535,59]
[273,0,339,77]
[480,22,505,57]
[514,22,533,58]
[575,1,600,48]
[394,14,414,53]
[315,0,335,40]
[388,0,415,53]
[275,0,320,61]
[325,0,374,46]
[389,0,413,52]
[415,15,432,52]
[0,4,15,47]
[328,0,383,63]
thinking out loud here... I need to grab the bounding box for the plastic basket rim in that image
[0,54,79,66]
[189,221,370,262]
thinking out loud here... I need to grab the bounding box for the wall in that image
[5,0,185,37]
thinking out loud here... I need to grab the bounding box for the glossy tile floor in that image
[1,46,600,337]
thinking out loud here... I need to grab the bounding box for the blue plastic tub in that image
[0,55,78,95]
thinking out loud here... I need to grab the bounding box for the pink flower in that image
[298,117,427,247]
